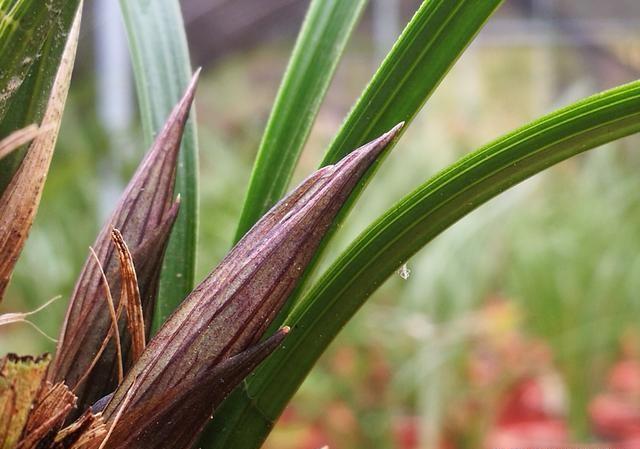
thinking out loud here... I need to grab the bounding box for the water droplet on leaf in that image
[397,263,410,280]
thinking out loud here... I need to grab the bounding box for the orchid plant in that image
[1,0,640,448]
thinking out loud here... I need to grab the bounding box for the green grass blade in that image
[208,80,640,449]
[275,0,504,323]
[205,2,504,447]
[322,0,502,166]
[0,0,81,191]
[0,0,69,118]
[119,0,199,330]
[233,0,367,242]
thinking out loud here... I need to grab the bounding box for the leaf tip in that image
[181,69,201,110]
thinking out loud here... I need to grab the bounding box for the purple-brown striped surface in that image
[99,123,404,449]
[49,71,200,413]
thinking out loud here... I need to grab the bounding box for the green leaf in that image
[205,0,503,447]
[0,0,81,192]
[216,80,640,449]
[0,0,68,118]
[119,0,199,330]
[0,6,81,304]
[233,0,368,242]
[276,0,504,322]
[322,0,503,166]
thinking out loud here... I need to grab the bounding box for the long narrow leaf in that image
[233,0,368,241]
[206,80,640,449]
[0,6,81,301]
[119,0,199,330]
[0,0,71,117]
[0,0,81,192]
[279,0,504,322]
[206,1,504,446]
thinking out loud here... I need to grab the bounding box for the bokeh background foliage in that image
[3,0,640,448]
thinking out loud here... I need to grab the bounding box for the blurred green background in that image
[3,1,640,447]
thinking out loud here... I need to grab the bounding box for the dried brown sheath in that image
[17,382,78,449]
[0,13,80,302]
[111,228,146,363]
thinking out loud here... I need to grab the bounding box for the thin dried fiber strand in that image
[73,247,124,389]
[97,379,136,449]
[0,125,37,160]
[0,295,61,324]
[0,295,61,342]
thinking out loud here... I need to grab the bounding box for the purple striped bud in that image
[49,71,200,412]
[99,123,404,449]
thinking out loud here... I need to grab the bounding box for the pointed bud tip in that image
[188,68,202,91]
[384,121,405,141]
[168,197,181,217]
[176,69,201,113]
[350,121,405,164]
[155,199,181,235]
[280,326,291,334]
